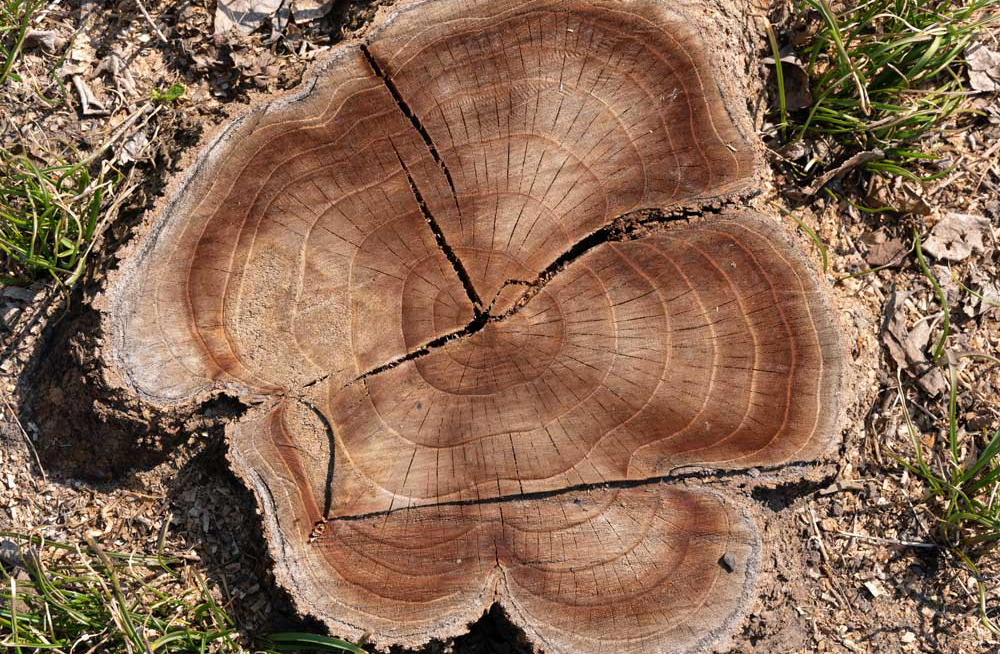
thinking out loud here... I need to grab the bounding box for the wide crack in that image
[315,459,830,525]
[281,55,796,530]
[360,44,484,312]
[341,208,698,385]
[346,44,720,388]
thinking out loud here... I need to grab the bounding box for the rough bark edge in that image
[95,1,847,649]
[98,43,368,408]
[496,485,763,654]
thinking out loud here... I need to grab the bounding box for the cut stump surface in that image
[104,1,845,652]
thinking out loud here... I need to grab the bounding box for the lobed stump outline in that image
[102,1,845,652]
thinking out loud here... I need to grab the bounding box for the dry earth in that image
[1,1,999,653]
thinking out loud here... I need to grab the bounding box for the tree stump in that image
[104,1,844,652]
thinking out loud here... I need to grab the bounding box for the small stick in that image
[808,504,854,611]
[833,530,938,549]
[973,138,1000,193]
[134,0,168,43]
[156,514,170,558]
[807,504,832,564]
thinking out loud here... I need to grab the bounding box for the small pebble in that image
[0,540,21,568]
[719,552,736,573]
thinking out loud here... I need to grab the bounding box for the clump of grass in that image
[770,0,999,180]
[890,232,1000,633]
[0,0,43,85]
[894,361,1000,633]
[0,532,365,653]
[0,149,121,286]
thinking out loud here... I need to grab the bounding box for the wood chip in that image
[863,580,886,599]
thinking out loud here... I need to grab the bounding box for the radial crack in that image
[495,207,713,321]
[288,395,339,519]
[390,143,486,312]
[361,43,483,310]
[338,208,697,384]
[317,459,828,524]
[351,312,487,384]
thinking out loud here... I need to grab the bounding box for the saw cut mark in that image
[105,2,844,653]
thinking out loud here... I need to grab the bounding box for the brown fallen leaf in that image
[862,233,909,268]
[963,269,1000,318]
[24,29,66,53]
[986,200,1000,221]
[95,51,138,97]
[764,53,812,110]
[115,128,149,164]
[882,292,947,396]
[291,0,333,23]
[923,213,991,262]
[865,175,931,216]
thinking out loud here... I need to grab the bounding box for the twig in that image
[134,0,168,44]
[807,504,832,564]
[1,397,46,483]
[71,75,109,116]
[833,530,938,549]
[797,149,885,197]
[81,102,159,166]
[808,504,854,612]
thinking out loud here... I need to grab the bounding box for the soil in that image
[1,1,999,653]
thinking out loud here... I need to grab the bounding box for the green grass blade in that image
[262,632,367,654]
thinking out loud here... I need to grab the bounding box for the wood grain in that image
[105,1,841,652]
[233,405,758,652]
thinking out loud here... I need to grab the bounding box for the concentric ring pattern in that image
[106,1,843,652]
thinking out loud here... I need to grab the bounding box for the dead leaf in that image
[863,580,886,599]
[923,213,991,261]
[24,29,66,53]
[291,0,333,23]
[777,139,810,160]
[96,51,138,97]
[963,270,1000,318]
[116,129,149,164]
[863,234,908,268]
[966,43,1000,93]
[268,0,290,42]
[882,293,947,396]
[215,0,285,36]
[865,175,931,216]
[764,53,812,110]
[71,76,109,116]
[986,200,1000,221]
[932,265,961,306]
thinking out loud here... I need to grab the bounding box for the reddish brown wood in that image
[105,1,843,652]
